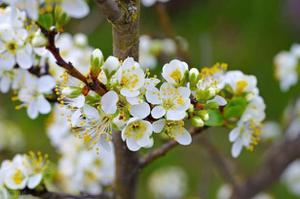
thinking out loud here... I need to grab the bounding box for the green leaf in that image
[205,109,224,126]
[223,97,248,119]
[38,13,54,29]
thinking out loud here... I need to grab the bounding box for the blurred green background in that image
[1,0,300,198]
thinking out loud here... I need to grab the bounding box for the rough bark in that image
[110,1,140,199]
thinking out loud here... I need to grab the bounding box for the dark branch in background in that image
[21,187,113,199]
[139,127,208,168]
[200,138,239,188]
[154,3,191,63]
[39,26,107,96]
[232,134,300,199]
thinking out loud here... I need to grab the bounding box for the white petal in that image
[166,110,186,120]
[130,102,150,119]
[0,52,16,69]
[152,119,165,133]
[126,138,141,151]
[178,86,191,97]
[37,95,51,114]
[27,174,42,189]
[0,76,11,93]
[121,88,140,97]
[61,0,90,18]
[210,95,227,106]
[27,102,38,119]
[101,91,118,114]
[25,0,39,20]
[151,106,166,119]
[146,87,161,105]
[16,48,32,69]
[231,140,243,158]
[37,75,56,93]
[71,109,81,126]
[71,95,85,108]
[174,128,192,145]
[84,105,100,120]
[229,127,240,142]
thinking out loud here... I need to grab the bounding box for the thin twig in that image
[39,26,107,96]
[200,137,239,188]
[139,126,208,168]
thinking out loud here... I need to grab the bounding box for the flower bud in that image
[62,86,82,98]
[195,110,209,121]
[90,49,104,77]
[189,68,199,85]
[191,116,204,127]
[102,56,120,77]
[32,30,48,47]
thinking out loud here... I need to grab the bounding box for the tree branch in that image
[21,187,113,199]
[139,127,208,168]
[39,27,107,96]
[94,0,122,23]
[232,134,300,199]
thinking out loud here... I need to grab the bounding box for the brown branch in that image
[139,126,208,168]
[94,0,122,23]
[39,27,107,96]
[154,3,191,63]
[232,134,300,199]
[21,187,113,199]
[200,138,239,188]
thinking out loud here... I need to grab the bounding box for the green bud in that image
[54,6,70,30]
[102,56,120,77]
[191,116,204,127]
[195,110,209,121]
[189,68,199,86]
[32,30,48,47]
[62,87,82,98]
[90,49,104,77]
[188,104,194,113]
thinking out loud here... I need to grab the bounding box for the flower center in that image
[170,69,182,83]
[12,169,24,185]
[6,41,18,54]
[236,80,248,93]
[125,121,147,139]
[163,98,175,110]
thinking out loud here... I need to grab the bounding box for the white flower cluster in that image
[139,35,176,69]
[0,0,89,20]
[274,44,300,92]
[148,166,187,199]
[0,152,48,197]
[141,0,170,7]
[226,71,266,158]
[47,106,115,195]
[282,160,300,196]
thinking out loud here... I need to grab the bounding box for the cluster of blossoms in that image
[139,35,176,69]
[0,152,48,198]
[47,106,115,195]
[148,166,187,199]
[274,44,300,92]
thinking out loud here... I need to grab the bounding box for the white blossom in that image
[162,59,188,85]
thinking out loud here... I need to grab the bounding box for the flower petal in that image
[151,106,166,119]
[121,88,140,97]
[27,174,42,189]
[152,119,165,133]
[145,87,161,104]
[37,75,56,93]
[126,137,141,151]
[0,52,16,69]
[61,0,90,18]
[27,102,38,119]
[231,140,243,158]
[130,102,150,119]
[166,110,186,120]
[37,95,51,114]
[101,90,118,114]
[174,128,192,145]
[16,48,32,69]
[0,76,11,93]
